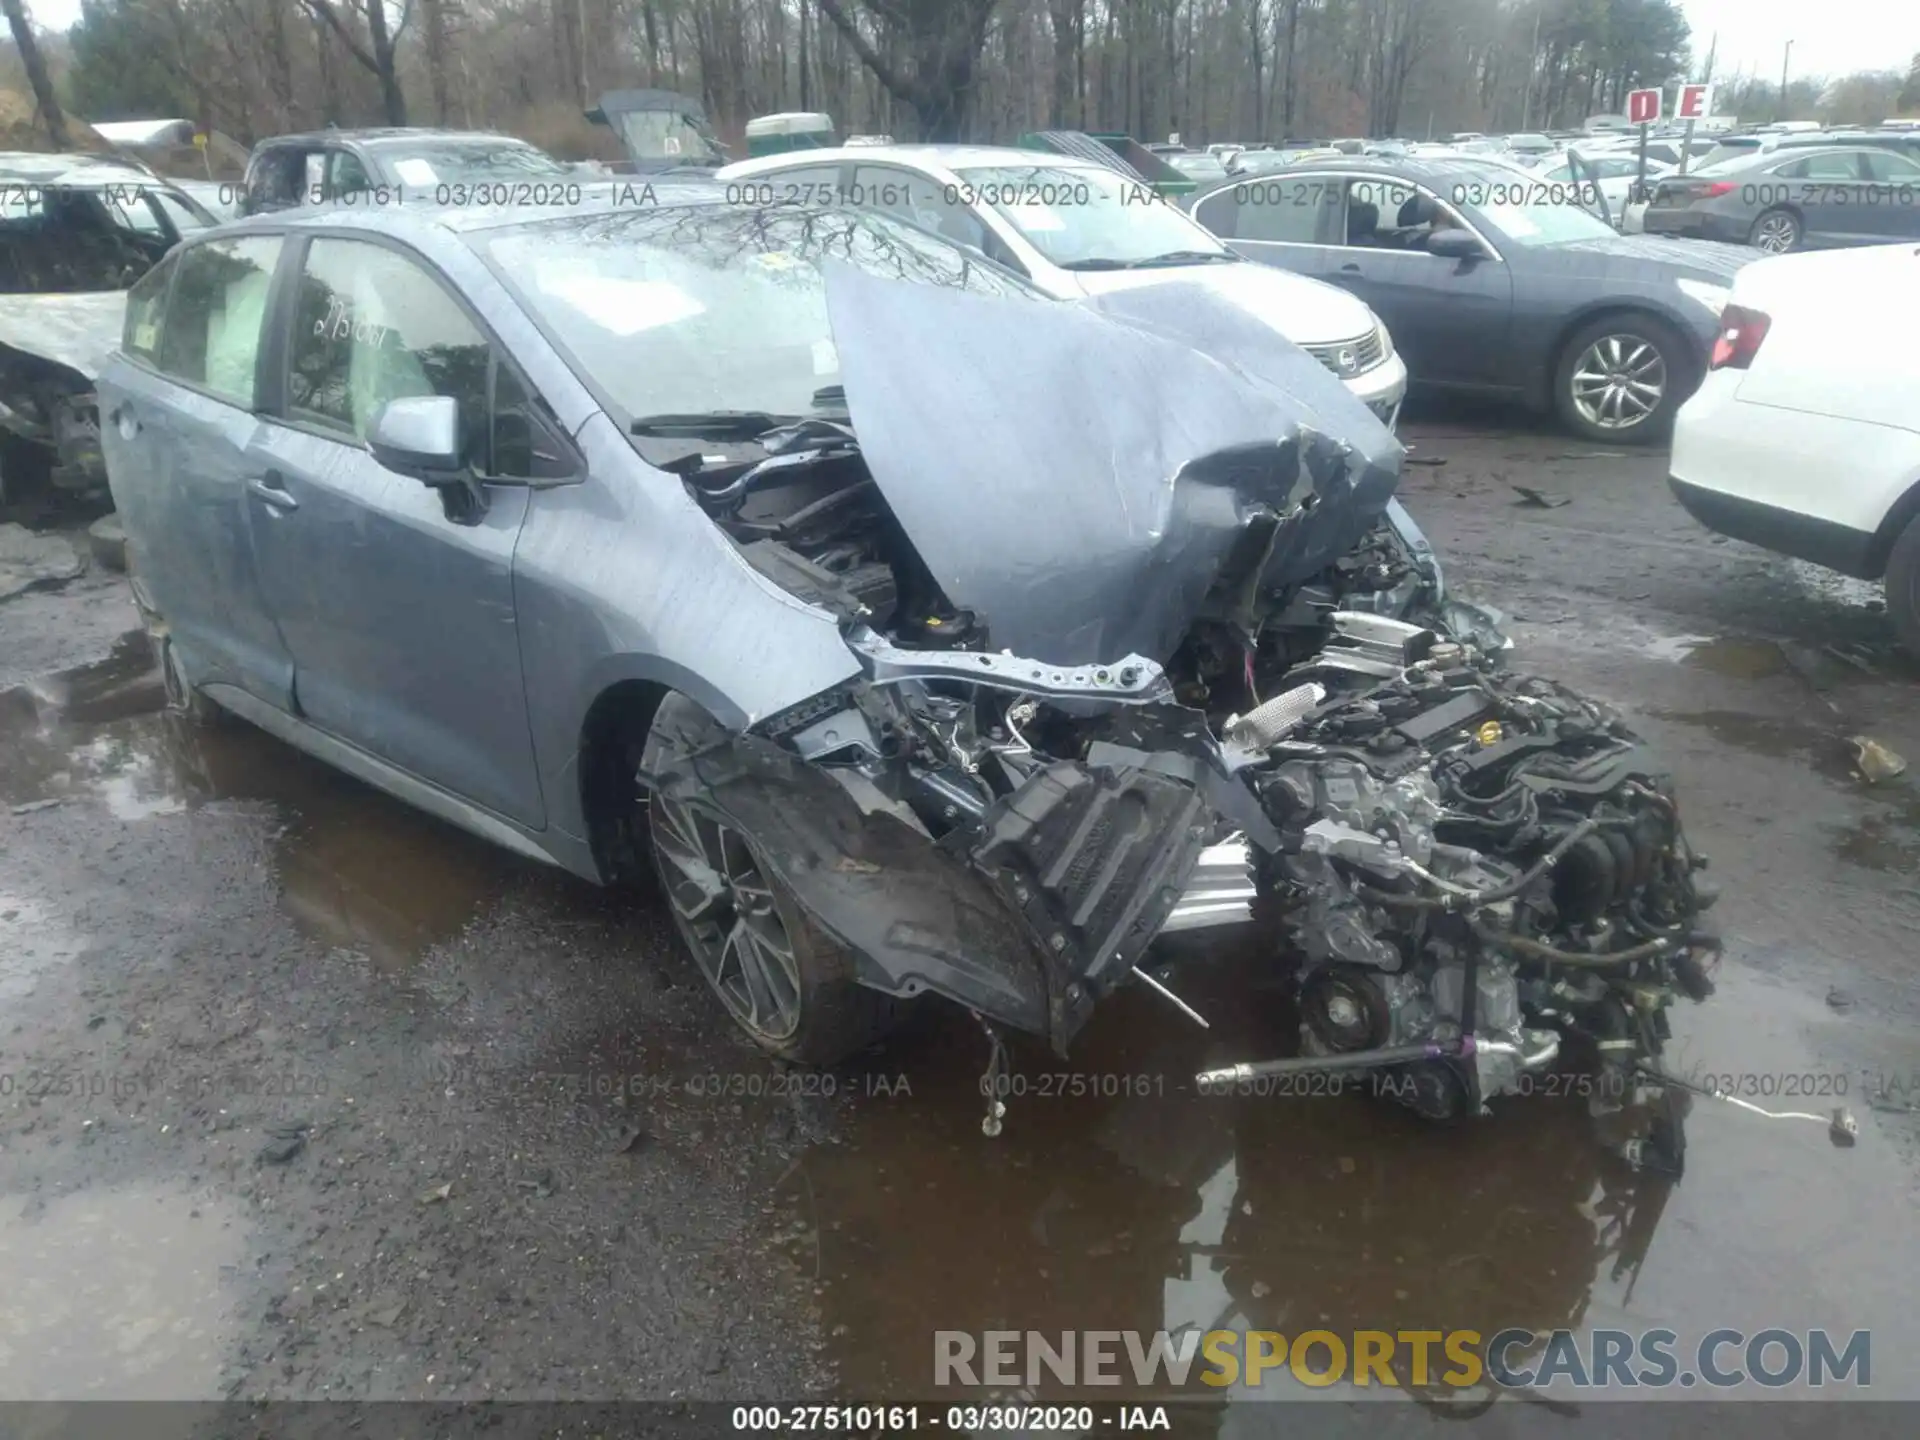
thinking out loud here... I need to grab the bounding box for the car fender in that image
[1871,465,1920,576]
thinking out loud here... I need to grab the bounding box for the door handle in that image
[247,472,298,511]
[1339,262,1363,273]
[110,403,140,439]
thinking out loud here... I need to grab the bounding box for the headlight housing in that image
[1676,277,1732,316]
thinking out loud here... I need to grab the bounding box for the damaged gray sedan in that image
[100,192,1719,1171]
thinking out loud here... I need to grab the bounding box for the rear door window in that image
[1775,152,1866,181]
[154,235,284,406]
[1229,175,1345,243]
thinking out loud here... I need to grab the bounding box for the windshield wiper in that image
[1123,249,1239,268]
[630,410,801,439]
[1057,250,1236,271]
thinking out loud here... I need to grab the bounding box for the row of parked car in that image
[0,114,1862,521]
[0,110,1904,1089]
[14,108,1920,504]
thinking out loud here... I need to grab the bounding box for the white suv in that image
[1669,243,1920,654]
[717,145,1408,424]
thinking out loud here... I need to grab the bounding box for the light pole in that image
[1780,39,1794,119]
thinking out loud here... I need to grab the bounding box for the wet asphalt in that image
[1,409,1916,1418]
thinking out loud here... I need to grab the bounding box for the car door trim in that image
[1191,169,1506,262]
[202,682,558,860]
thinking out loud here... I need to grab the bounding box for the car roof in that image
[1219,154,1529,186]
[199,180,788,242]
[256,128,534,149]
[0,150,170,188]
[721,143,1114,178]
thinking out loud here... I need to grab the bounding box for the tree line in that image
[11,0,1920,160]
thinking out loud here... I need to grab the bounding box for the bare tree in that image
[420,0,454,124]
[3,0,70,147]
[815,0,1000,140]
[302,0,414,125]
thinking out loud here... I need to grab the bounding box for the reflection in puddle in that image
[1644,634,1789,680]
[0,632,532,971]
[0,892,88,1003]
[797,959,1920,1407]
[0,1182,246,1398]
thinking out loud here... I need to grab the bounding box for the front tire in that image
[1553,314,1691,444]
[639,693,895,1065]
[1748,207,1802,254]
[1886,513,1920,660]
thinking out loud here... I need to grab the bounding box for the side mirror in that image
[1427,227,1485,259]
[367,395,464,481]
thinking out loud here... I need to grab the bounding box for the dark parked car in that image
[96,187,1716,1139]
[1187,156,1756,441]
[1642,144,1920,253]
[238,128,582,216]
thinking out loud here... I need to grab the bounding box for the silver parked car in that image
[101,189,1716,1160]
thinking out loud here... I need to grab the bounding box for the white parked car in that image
[717,145,1408,423]
[1669,243,1920,653]
[1540,150,1673,226]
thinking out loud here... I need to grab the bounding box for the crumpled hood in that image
[822,264,1403,667]
[1067,259,1378,345]
[0,292,127,381]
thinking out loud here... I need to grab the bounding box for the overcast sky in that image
[1682,0,1918,83]
[18,0,1920,85]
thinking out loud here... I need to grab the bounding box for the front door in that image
[1323,179,1514,388]
[244,234,548,828]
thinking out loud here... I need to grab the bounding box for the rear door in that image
[101,233,294,709]
[243,233,555,827]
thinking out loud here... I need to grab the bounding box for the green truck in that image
[745,113,839,157]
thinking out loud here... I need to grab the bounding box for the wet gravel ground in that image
[1,408,1917,1419]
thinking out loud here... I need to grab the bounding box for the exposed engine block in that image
[1237,614,1715,1122]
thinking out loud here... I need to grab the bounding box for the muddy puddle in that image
[0,633,541,969]
[4,634,1918,1412]
[795,963,1920,1405]
[0,1181,248,1399]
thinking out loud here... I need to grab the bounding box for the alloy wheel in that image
[648,794,804,1042]
[1569,334,1667,431]
[1752,212,1798,253]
